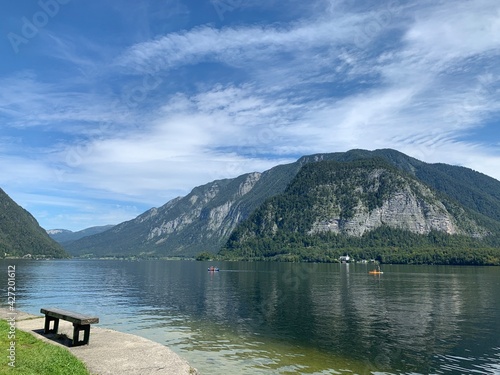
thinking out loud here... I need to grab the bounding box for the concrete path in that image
[1,309,198,375]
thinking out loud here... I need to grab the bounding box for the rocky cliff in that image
[65,165,301,257]
[221,158,497,263]
[64,149,500,258]
[309,169,487,237]
[240,160,485,239]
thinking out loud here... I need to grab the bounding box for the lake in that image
[1,259,499,374]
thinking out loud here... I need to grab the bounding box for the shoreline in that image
[0,308,199,375]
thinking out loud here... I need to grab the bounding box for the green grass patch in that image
[0,319,90,375]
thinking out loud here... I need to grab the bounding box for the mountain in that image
[303,149,500,225]
[47,225,115,244]
[0,188,68,258]
[220,158,500,264]
[64,149,500,262]
[64,163,303,257]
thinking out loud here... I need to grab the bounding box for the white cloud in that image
[404,0,500,59]
[14,192,143,231]
[0,74,135,132]
[115,15,366,75]
[1,0,499,230]
[52,93,295,199]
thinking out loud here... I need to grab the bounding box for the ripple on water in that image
[435,353,500,375]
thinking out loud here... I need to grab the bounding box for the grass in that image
[0,319,90,375]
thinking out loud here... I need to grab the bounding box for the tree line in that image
[219,226,500,265]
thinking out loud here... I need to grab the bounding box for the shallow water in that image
[1,259,499,374]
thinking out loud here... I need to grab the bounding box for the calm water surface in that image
[1,259,499,374]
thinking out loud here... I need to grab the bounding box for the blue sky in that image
[1,0,499,231]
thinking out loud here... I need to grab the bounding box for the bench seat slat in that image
[41,307,99,325]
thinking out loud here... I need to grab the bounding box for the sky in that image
[1,0,499,231]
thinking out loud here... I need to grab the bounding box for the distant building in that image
[339,255,351,263]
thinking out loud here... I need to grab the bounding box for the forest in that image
[219,226,500,265]
[218,158,500,266]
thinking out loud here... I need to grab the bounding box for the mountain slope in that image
[64,149,500,259]
[302,149,500,226]
[0,188,68,258]
[220,159,499,264]
[65,163,303,257]
[47,225,115,244]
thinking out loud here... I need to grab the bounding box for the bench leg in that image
[44,316,59,334]
[72,324,91,346]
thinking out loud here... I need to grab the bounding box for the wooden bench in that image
[40,307,99,346]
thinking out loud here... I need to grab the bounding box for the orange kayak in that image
[368,270,383,274]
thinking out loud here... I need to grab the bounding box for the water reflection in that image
[1,260,499,374]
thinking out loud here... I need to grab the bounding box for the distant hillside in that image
[64,149,500,263]
[220,158,500,265]
[314,149,500,225]
[0,188,68,258]
[47,225,115,244]
[64,164,302,257]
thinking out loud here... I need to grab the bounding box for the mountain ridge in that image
[47,225,115,244]
[65,162,304,257]
[0,188,68,258]
[63,149,500,262]
[220,157,498,264]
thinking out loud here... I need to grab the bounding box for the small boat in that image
[208,266,220,272]
[368,270,383,274]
